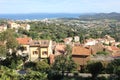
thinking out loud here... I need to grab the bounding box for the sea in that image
[0,13,82,20]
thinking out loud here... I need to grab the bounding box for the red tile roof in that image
[112,52,120,58]
[55,44,66,54]
[110,46,120,51]
[16,37,32,45]
[72,46,91,56]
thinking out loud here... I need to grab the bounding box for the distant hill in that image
[79,12,120,21]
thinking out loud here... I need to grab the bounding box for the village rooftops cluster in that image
[9,34,119,70]
[0,21,30,33]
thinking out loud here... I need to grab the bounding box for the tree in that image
[65,45,72,55]
[1,52,23,69]
[9,60,16,69]
[87,61,103,79]
[51,55,77,78]
[114,66,120,78]
[35,61,50,73]
[21,70,47,80]
[0,66,19,80]
[0,29,18,49]
[105,59,120,79]
[0,44,7,57]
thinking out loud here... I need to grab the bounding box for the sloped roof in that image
[29,40,40,46]
[91,43,104,54]
[29,40,51,47]
[39,40,50,47]
[16,37,32,45]
[55,44,66,51]
[72,46,91,56]
[55,43,66,54]
[112,51,120,58]
[104,35,115,41]
[111,46,120,51]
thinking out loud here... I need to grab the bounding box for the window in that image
[24,47,27,50]
[42,51,47,55]
[33,51,38,55]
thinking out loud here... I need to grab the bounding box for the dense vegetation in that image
[16,19,120,43]
[1,13,120,79]
[79,12,120,21]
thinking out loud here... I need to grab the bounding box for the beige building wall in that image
[30,46,39,61]
[29,40,53,61]
[40,47,48,58]
[48,40,53,55]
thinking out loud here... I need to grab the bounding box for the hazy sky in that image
[0,0,120,14]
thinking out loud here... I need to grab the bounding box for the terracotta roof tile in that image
[55,44,66,54]
[112,52,120,58]
[110,46,120,51]
[55,44,66,51]
[16,37,32,45]
[72,46,91,56]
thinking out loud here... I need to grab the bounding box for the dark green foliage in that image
[18,28,29,36]
[27,22,83,42]
[0,66,19,80]
[24,61,36,70]
[105,59,120,79]
[106,59,120,74]
[9,60,16,69]
[35,61,50,73]
[0,53,23,69]
[117,44,120,48]
[0,44,7,57]
[87,61,103,79]
[15,18,120,42]
[48,55,77,80]
[96,51,109,55]
[114,66,120,77]
[21,70,47,80]
[0,29,18,49]
[0,29,18,57]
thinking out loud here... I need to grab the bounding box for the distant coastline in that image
[0,13,82,20]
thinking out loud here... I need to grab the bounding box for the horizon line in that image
[0,12,120,15]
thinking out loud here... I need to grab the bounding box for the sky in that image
[0,0,120,14]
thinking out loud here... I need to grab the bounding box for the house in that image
[8,22,20,29]
[16,37,32,56]
[39,40,53,58]
[54,43,66,55]
[0,24,7,32]
[84,38,98,46]
[20,24,30,31]
[102,35,115,45]
[105,46,120,54]
[90,43,104,54]
[74,36,79,42]
[63,37,73,44]
[29,40,53,61]
[72,46,91,70]
[29,40,40,61]
[106,46,120,59]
